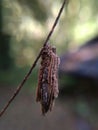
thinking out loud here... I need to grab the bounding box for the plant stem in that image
[0,0,67,117]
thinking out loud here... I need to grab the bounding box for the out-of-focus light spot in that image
[74,22,96,41]
[15,47,36,67]
[51,1,65,18]
[96,16,98,30]
[52,2,60,17]
[19,16,45,39]
[46,17,55,32]
[23,47,35,60]
[79,6,91,22]
[67,0,81,16]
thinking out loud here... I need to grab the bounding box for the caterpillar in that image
[36,44,60,115]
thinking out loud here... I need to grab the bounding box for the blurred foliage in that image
[0,66,38,90]
[0,0,98,86]
[17,0,48,22]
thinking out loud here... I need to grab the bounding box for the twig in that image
[0,0,66,117]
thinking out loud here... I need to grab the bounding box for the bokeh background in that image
[0,0,98,130]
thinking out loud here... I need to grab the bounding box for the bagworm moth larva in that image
[36,44,60,115]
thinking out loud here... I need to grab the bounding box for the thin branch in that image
[0,0,67,117]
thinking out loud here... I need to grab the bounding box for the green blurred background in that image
[0,0,98,87]
[0,0,98,130]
